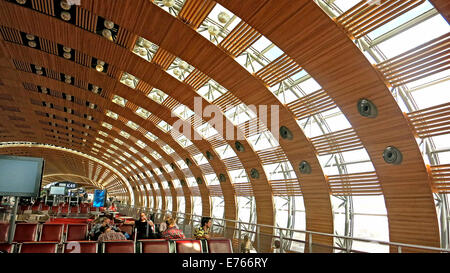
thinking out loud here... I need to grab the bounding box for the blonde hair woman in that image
[161,215,185,239]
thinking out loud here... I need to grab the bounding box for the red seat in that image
[139,239,170,253]
[64,241,98,253]
[207,238,233,253]
[40,224,64,242]
[60,207,69,214]
[175,240,203,253]
[0,222,9,242]
[103,241,135,253]
[20,205,30,212]
[41,205,49,211]
[70,206,79,214]
[80,207,89,214]
[19,242,58,253]
[0,243,13,253]
[13,223,37,243]
[66,224,88,241]
[31,205,40,211]
[51,206,59,214]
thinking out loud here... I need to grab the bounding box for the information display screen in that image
[0,155,44,197]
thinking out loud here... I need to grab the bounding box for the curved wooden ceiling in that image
[0,0,448,252]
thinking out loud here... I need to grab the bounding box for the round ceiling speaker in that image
[63,52,71,59]
[104,20,114,30]
[219,173,226,183]
[60,0,71,10]
[235,141,245,152]
[208,25,219,36]
[28,41,37,48]
[196,177,203,184]
[163,0,175,8]
[218,12,230,24]
[383,146,402,165]
[63,46,71,53]
[205,151,214,160]
[280,126,293,140]
[16,0,26,4]
[357,98,378,118]
[250,168,260,179]
[185,158,192,166]
[299,161,312,174]
[25,34,35,40]
[36,70,43,75]
[95,64,104,72]
[65,78,72,84]
[60,11,71,21]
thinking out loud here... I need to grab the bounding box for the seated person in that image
[125,212,155,240]
[193,217,212,240]
[108,203,117,212]
[97,226,127,242]
[160,216,185,240]
[89,217,122,241]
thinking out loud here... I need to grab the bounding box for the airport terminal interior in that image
[0,0,449,254]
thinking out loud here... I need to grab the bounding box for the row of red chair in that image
[20,205,92,214]
[0,239,232,253]
[0,222,88,243]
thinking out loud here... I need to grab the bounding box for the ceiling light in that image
[63,52,71,59]
[63,46,71,53]
[61,12,71,21]
[208,25,219,36]
[28,41,37,47]
[102,29,113,41]
[104,20,114,29]
[218,12,230,24]
[16,0,26,4]
[179,61,188,70]
[163,0,175,7]
[25,34,35,40]
[139,48,147,56]
[60,0,71,10]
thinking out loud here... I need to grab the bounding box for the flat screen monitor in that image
[0,155,44,197]
[50,186,66,195]
[93,189,106,208]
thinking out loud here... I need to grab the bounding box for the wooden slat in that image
[430,164,450,193]
[407,102,450,138]
[287,89,337,120]
[376,33,450,87]
[255,54,303,87]
[327,172,382,196]
[337,0,425,39]
[219,21,261,57]
[311,128,364,155]
[178,0,216,29]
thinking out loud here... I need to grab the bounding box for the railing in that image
[116,204,450,253]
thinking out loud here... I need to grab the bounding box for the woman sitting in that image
[160,216,185,240]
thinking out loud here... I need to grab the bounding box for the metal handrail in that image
[116,204,450,252]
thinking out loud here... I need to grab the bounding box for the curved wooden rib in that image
[215,0,440,251]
